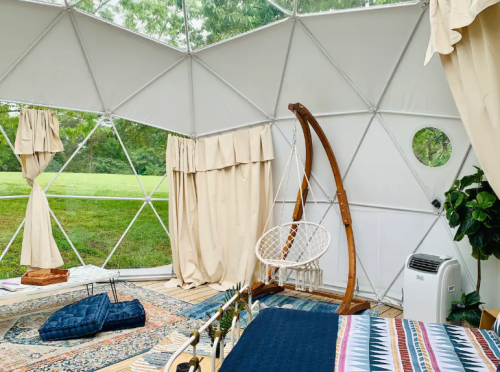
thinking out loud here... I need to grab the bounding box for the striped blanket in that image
[336,315,500,372]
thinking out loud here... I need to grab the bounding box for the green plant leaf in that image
[472,209,487,221]
[491,230,500,242]
[468,228,490,248]
[455,193,465,208]
[471,246,489,260]
[460,175,477,190]
[477,192,497,209]
[447,311,465,322]
[449,212,460,227]
[454,223,465,241]
[446,208,453,220]
[467,201,479,208]
[465,291,481,306]
[464,308,482,327]
[462,216,481,235]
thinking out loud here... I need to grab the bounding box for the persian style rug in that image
[178,292,380,326]
[0,282,202,372]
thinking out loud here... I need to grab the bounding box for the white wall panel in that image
[380,12,459,116]
[114,59,191,134]
[0,0,62,78]
[0,13,103,111]
[195,20,293,116]
[74,11,184,111]
[276,22,367,118]
[300,5,421,106]
[381,113,470,201]
[343,119,432,211]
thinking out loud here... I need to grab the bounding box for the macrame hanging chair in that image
[251,103,371,315]
[256,107,331,292]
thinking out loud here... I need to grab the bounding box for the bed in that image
[220,308,500,372]
[164,285,500,372]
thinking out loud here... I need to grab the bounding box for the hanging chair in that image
[251,103,370,315]
[255,105,331,292]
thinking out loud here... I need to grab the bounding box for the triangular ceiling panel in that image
[343,119,432,211]
[0,13,103,112]
[300,5,421,106]
[380,10,459,116]
[0,0,62,78]
[74,10,184,111]
[194,20,293,116]
[276,22,367,118]
[380,113,470,201]
[276,114,372,195]
[192,59,267,135]
[114,59,191,134]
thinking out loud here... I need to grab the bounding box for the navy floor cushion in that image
[102,299,146,332]
[39,293,110,341]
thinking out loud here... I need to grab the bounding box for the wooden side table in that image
[479,309,500,329]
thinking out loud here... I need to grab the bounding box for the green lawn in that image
[0,172,171,279]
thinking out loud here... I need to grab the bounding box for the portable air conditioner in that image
[403,253,461,323]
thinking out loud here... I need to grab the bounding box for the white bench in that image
[0,265,119,304]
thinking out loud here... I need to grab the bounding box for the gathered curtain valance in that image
[166,124,274,291]
[168,124,274,173]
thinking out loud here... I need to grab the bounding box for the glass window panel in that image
[46,124,145,197]
[74,0,187,49]
[187,0,286,50]
[0,199,27,279]
[106,202,171,269]
[0,104,29,197]
[114,118,169,198]
[297,0,414,14]
[412,127,452,168]
[49,198,144,267]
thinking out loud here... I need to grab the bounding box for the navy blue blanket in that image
[219,308,339,372]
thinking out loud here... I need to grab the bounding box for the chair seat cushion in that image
[102,299,146,332]
[39,293,110,341]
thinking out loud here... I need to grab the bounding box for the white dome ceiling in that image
[1,0,495,307]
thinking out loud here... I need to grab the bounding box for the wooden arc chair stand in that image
[248,103,370,315]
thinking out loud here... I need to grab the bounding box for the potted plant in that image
[447,292,484,327]
[205,283,250,358]
[444,167,500,326]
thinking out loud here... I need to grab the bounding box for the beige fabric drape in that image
[425,0,500,196]
[14,108,64,269]
[166,125,274,291]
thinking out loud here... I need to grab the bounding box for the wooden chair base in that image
[247,282,370,315]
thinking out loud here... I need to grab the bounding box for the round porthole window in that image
[412,127,452,167]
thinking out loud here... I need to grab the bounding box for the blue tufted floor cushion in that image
[39,293,110,341]
[102,299,146,332]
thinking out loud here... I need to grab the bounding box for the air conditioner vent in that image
[408,254,448,274]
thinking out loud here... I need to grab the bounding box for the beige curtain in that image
[14,108,64,269]
[425,0,500,196]
[166,125,274,291]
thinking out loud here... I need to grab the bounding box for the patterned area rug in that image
[0,282,202,372]
[178,292,379,326]
[130,293,379,371]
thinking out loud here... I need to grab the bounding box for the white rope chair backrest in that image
[258,115,331,268]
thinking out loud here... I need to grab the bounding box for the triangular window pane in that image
[49,198,143,268]
[106,202,171,269]
[187,0,285,50]
[297,0,414,14]
[74,0,186,49]
[0,199,27,279]
[114,118,169,197]
[46,123,145,198]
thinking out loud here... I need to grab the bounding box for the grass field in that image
[0,172,171,279]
